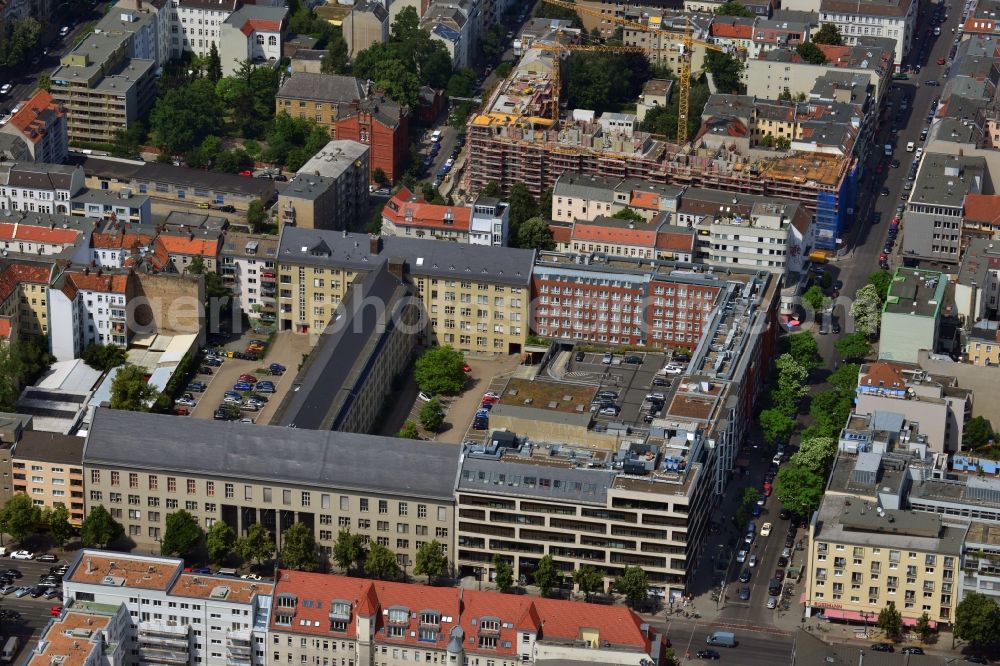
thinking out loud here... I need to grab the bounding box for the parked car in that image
[37,554,57,563]
[739,569,751,582]
[901,648,925,655]
[14,587,29,598]
[238,374,258,383]
[256,382,275,393]
[623,355,643,364]
[188,381,207,392]
[268,363,286,374]
[748,554,758,568]
[175,397,196,407]
[49,605,62,616]
[696,650,721,660]
[203,357,223,367]
[0,586,14,595]
[599,406,620,416]
[574,351,585,361]
[736,549,748,563]
[10,551,33,560]
[738,586,751,601]
[233,382,252,392]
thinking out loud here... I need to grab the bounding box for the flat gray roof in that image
[457,453,616,505]
[815,494,964,553]
[910,153,986,208]
[83,409,459,501]
[278,227,534,286]
[884,267,947,318]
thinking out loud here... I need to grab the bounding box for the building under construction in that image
[465,47,860,251]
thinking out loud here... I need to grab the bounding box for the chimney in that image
[369,234,382,255]
[388,257,406,280]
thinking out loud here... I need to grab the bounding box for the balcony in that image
[137,646,189,665]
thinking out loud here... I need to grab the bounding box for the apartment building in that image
[0,162,84,214]
[0,213,92,262]
[878,268,948,363]
[98,0,172,67]
[902,154,986,263]
[277,228,533,353]
[0,90,69,164]
[819,0,914,62]
[70,189,151,225]
[79,157,276,213]
[709,17,756,58]
[50,30,156,144]
[219,232,278,319]
[380,185,471,240]
[422,0,477,69]
[170,0,240,59]
[157,229,222,273]
[805,493,963,626]
[281,141,369,231]
[276,74,409,183]
[745,43,893,101]
[218,5,287,76]
[27,606,131,666]
[62,551,272,666]
[83,409,459,565]
[959,194,1000,251]
[343,1,389,57]
[89,226,156,268]
[0,260,56,339]
[268,570,665,666]
[272,264,424,433]
[551,215,696,263]
[49,270,133,360]
[10,431,85,524]
[855,361,972,453]
[702,200,811,274]
[470,196,509,246]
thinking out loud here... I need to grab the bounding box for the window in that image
[301,492,310,506]
[379,500,388,514]
[225,483,234,499]
[91,470,101,484]
[399,502,407,517]
[187,479,197,494]
[149,475,158,491]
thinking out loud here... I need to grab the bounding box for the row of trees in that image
[491,553,650,607]
[331,529,449,582]
[0,336,54,412]
[876,592,1000,648]
[0,495,74,546]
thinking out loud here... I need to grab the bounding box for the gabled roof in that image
[0,221,80,245]
[277,73,364,104]
[859,361,906,390]
[572,222,657,247]
[66,271,130,295]
[0,263,52,303]
[7,90,63,145]
[963,193,1000,225]
[91,230,154,250]
[382,186,472,232]
[710,18,755,39]
[157,233,221,257]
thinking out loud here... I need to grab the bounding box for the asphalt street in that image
[663,616,794,663]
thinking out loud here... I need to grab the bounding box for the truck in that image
[808,250,830,264]
[2,636,18,662]
[706,631,737,647]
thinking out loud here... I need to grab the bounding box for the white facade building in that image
[63,551,273,666]
[218,5,287,76]
[469,196,509,246]
[0,163,84,214]
[49,271,131,361]
[819,0,915,63]
[219,232,278,318]
[170,0,239,59]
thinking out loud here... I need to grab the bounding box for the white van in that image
[906,141,915,152]
[2,636,18,663]
[430,130,442,143]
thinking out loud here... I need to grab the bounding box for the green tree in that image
[759,134,774,148]
[397,421,420,438]
[110,364,160,412]
[965,416,995,449]
[207,42,223,82]
[483,181,501,197]
[741,486,761,510]
[320,28,349,75]
[38,73,51,92]
[480,24,505,61]
[372,167,389,187]
[616,566,649,608]
[812,23,844,45]
[206,521,236,565]
[493,555,514,593]
[81,505,124,549]
[795,42,827,65]
[247,200,267,233]
[414,346,467,395]
[364,541,401,579]
[508,182,538,227]
[704,50,744,94]
[774,465,825,517]
[81,343,127,372]
[186,255,207,275]
[834,332,870,361]
[1,494,40,543]
[955,593,1000,647]
[419,397,445,432]
[565,50,652,113]
[515,217,555,250]
[280,522,318,571]
[877,600,903,641]
[789,437,836,475]
[850,284,883,337]
[414,539,448,583]
[775,353,810,404]
[775,136,791,150]
[915,611,934,643]
[759,408,795,445]
[787,332,822,370]
[446,67,477,98]
[714,0,754,16]
[572,565,604,600]
[801,285,826,311]
[236,522,275,565]
[1,17,42,68]
[150,78,224,155]
[332,530,366,573]
[0,336,53,410]
[611,208,645,223]
[111,120,147,159]
[45,504,73,547]
[161,510,205,558]
[868,270,892,303]
[533,554,557,597]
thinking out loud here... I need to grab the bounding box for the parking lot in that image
[187,331,311,425]
[0,553,74,663]
[565,351,673,425]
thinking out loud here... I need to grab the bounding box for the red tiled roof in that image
[241,18,282,36]
[8,90,63,145]
[964,193,1000,226]
[91,231,154,250]
[711,21,753,39]
[860,361,905,389]
[158,234,221,257]
[630,191,662,210]
[0,222,80,245]
[0,263,51,303]
[67,272,129,294]
[655,231,695,252]
[550,221,572,244]
[572,223,657,247]
[382,187,472,232]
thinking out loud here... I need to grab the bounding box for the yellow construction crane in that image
[541,0,733,144]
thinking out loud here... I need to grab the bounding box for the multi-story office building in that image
[878,268,948,363]
[805,492,964,626]
[269,570,666,666]
[280,141,369,231]
[62,551,272,666]
[219,232,278,319]
[902,153,986,263]
[277,228,533,353]
[0,90,69,164]
[50,30,156,144]
[10,431,85,524]
[83,409,459,566]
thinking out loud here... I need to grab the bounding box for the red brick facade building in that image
[335,103,409,184]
